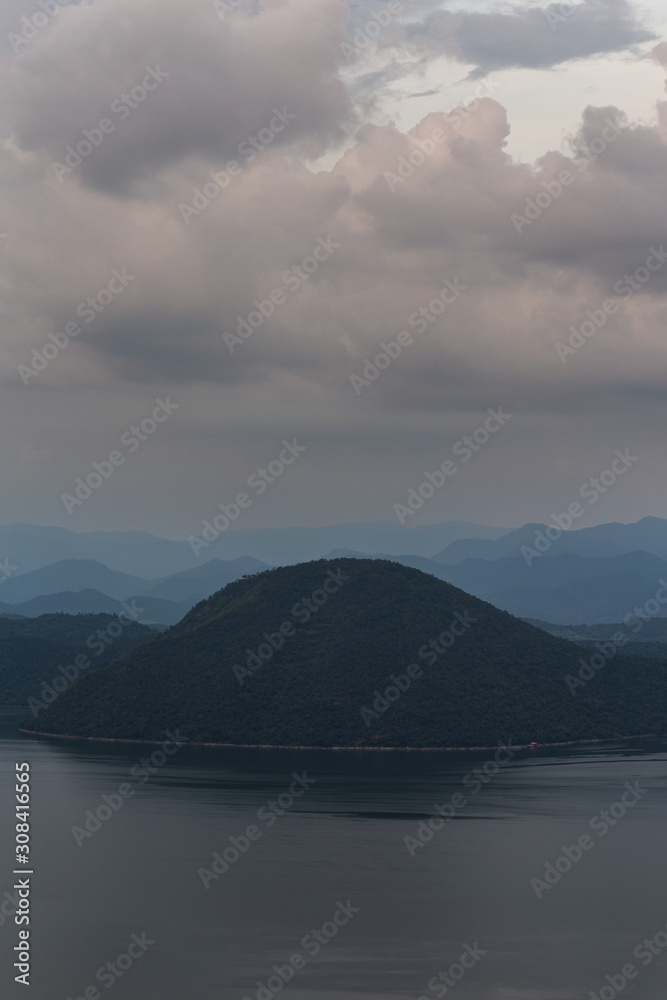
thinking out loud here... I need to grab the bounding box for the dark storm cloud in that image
[414,0,657,77]
[2,0,353,193]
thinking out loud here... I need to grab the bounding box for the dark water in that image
[1,711,667,999]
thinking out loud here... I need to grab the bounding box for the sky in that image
[1,0,667,539]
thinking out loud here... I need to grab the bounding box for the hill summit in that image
[26,559,667,748]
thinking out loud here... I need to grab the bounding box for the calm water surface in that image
[1,711,666,1000]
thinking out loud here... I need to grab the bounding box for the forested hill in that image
[26,559,667,748]
[0,613,156,707]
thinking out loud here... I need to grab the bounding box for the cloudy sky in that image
[1,0,667,538]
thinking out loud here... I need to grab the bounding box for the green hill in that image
[24,559,667,748]
[0,613,156,708]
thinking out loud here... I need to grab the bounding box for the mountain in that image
[0,559,149,604]
[0,521,509,577]
[321,550,667,624]
[0,612,156,646]
[431,551,667,623]
[3,516,666,581]
[6,548,665,626]
[434,516,667,565]
[0,558,273,624]
[0,524,191,577]
[323,549,459,583]
[26,559,667,748]
[525,618,667,660]
[525,617,667,643]
[0,635,83,705]
[487,570,664,625]
[434,524,547,565]
[0,590,189,626]
[439,551,667,596]
[0,613,156,706]
[0,556,271,607]
[138,557,270,603]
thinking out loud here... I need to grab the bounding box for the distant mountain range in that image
[326,547,667,624]
[526,618,667,662]
[525,618,667,643]
[0,557,272,625]
[434,516,667,564]
[0,521,510,576]
[0,590,190,626]
[0,556,268,604]
[2,516,667,624]
[0,560,149,603]
[437,549,667,625]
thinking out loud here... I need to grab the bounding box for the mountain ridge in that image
[0,520,510,576]
[435,516,667,564]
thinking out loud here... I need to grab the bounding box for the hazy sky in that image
[1,0,667,538]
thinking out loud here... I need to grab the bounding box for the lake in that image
[1,711,666,999]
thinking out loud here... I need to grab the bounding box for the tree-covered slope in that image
[0,613,156,706]
[26,559,667,748]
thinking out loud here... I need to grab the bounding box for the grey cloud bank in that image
[414,0,657,77]
[0,0,665,533]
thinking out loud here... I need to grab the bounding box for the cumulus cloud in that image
[2,0,353,193]
[4,85,667,408]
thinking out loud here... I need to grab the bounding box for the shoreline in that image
[17,728,657,753]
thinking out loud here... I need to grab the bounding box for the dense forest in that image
[0,613,156,706]
[25,559,667,748]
